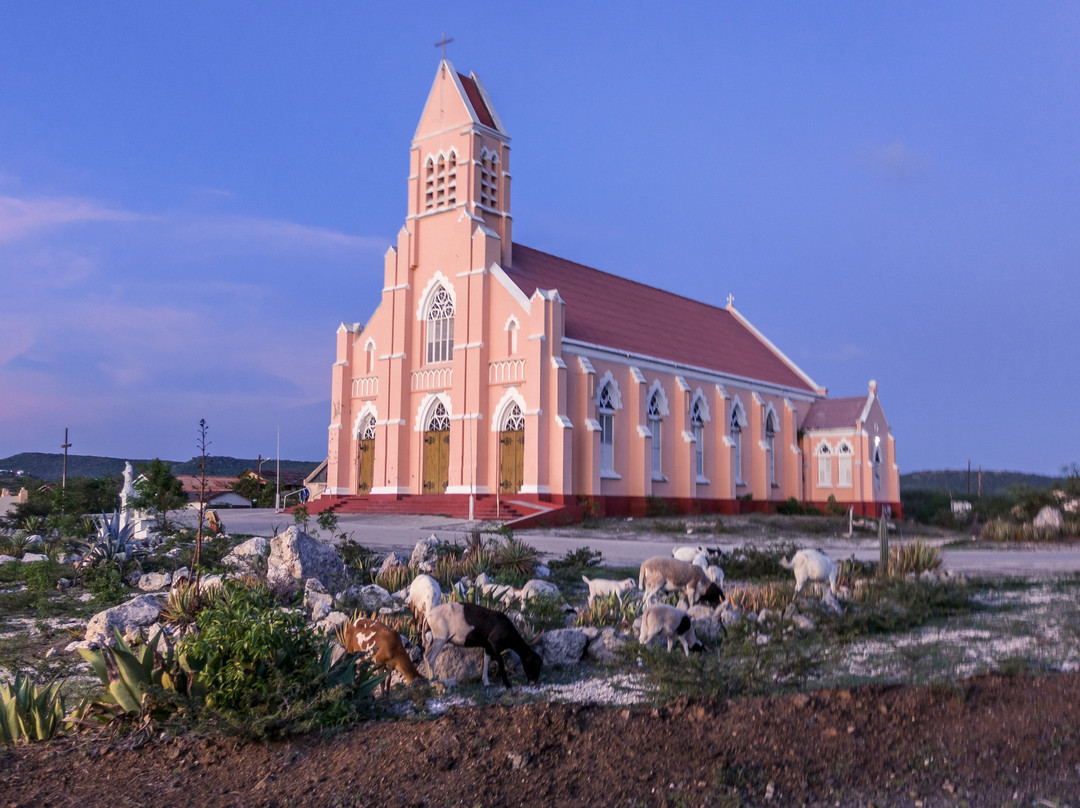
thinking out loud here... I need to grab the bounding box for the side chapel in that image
[311,61,901,521]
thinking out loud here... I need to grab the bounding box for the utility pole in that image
[275,426,281,512]
[60,428,72,489]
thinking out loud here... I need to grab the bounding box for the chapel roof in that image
[505,244,819,394]
[801,396,871,430]
[457,72,496,129]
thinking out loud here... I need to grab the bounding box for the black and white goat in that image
[424,602,542,688]
[638,604,704,656]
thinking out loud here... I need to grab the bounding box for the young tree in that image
[131,459,187,530]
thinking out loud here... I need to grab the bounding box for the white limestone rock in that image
[85,594,164,644]
[429,644,486,682]
[534,564,551,579]
[538,628,587,667]
[266,526,346,596]
[585,627,627,664]
[315,610,349,636]
[0,554,18,565]
[410,534,441,571]
[21,553,49,563]
[222,536,270,571]
[1034,506,1064,531]
[304,578,334,621]
[354,584,395,613]
[137,572,172,591]
[791,614,817,632]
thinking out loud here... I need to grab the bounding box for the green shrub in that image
[776,497,805,516]
[714,541,800,582]
[548,546,602,572]
[180,580,381,734]
[21,560,63,593]
[888,540,943,577]
[645,496,674,518]
[81,565,127,605]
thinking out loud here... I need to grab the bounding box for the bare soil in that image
[3,673,1079,807]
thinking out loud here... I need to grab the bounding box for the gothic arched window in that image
[837,441,853,487]
[424,157,435,210]
[648,390,664,479]
[730,406,744,485]
[765,411,777,486]
[425,287,455,364]
[691,398,705,479]
[816,442,833,488]
[598,383,616,475]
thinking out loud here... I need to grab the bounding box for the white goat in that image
[672,545,711,563]
[406,574,443,625]
[638,604,704,656]
[638,557,723,608]
[780,549,839,597]
[581,575,636,605]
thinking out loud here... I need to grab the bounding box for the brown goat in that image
[338,617,424,695]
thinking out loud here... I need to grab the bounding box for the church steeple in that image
[407,60,512,266]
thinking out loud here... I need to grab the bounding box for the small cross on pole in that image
[60,427,72,489]
[726,293,735,308]
[435,33,454,60]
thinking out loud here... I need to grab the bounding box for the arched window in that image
[648,390,664,479]
[425,286,455,364]
[365,341,376,375]
[873,444,882,492]
[598,383,616,475]
[837,442,853,487]
[730,406,744,485]
[503,403,524,431]
[424,157,435,210]
[447,152,457,205]
[765,411,777,486]
[359,413,376,440]
[436,155,446,207]
[427,401,450,432]
[691,398,705,480]
[480,150,499,208]
[816,443,833,488]
[506,319,518,355]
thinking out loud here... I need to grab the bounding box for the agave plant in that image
[574,593,637,630]
[79,511,137,569]
[20,515,46,535]
[374,565,415,596]
[888,540,943,577]
[72,627,202,723]
[494,535,539,578]
[0,673,66,744]
[1,530,35,558]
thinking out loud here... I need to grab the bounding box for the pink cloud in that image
[0,195,145,243]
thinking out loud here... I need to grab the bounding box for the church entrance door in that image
[423,402,450,494]
[498,404,525,495]
[356,415,376,495]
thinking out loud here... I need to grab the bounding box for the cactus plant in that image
[0,673,66,744]
[79,511,137,569]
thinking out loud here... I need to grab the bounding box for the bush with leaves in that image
[180,580,381,735]
[131,459,187,531]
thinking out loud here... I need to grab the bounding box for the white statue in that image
[119,461,135,532]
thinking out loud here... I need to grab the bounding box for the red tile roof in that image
[506,245,817,393]
[458,73,496,129]
[802,396,870,430]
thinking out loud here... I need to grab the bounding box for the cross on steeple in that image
[726,293,735,308]
[435,33,454,60]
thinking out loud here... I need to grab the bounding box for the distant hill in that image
[0,453,320,482]
[900,469,1059,496]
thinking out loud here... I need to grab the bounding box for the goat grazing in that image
[406,574,443,625]
[780,549,840,597]
[581,575,636,605]
[424,602,542,688]
[669,546,712,566]
[337,617,424,695]
[638,604,704,656]
[639,556,724,608]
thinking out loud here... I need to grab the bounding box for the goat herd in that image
[338,545,840,693]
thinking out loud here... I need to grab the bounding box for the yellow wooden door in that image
[356,438,374,494]
[499,429,525,494]
[423,430,450,493]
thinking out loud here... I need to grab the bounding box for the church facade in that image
[316,61,901,520]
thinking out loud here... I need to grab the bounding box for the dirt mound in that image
[3,673,1079,807]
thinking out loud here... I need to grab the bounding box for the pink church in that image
[308,61,901,523]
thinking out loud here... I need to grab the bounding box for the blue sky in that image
[1,2,1077,474]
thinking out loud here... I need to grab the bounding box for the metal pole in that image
[275,426,281,512]
[61,428,71,489]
